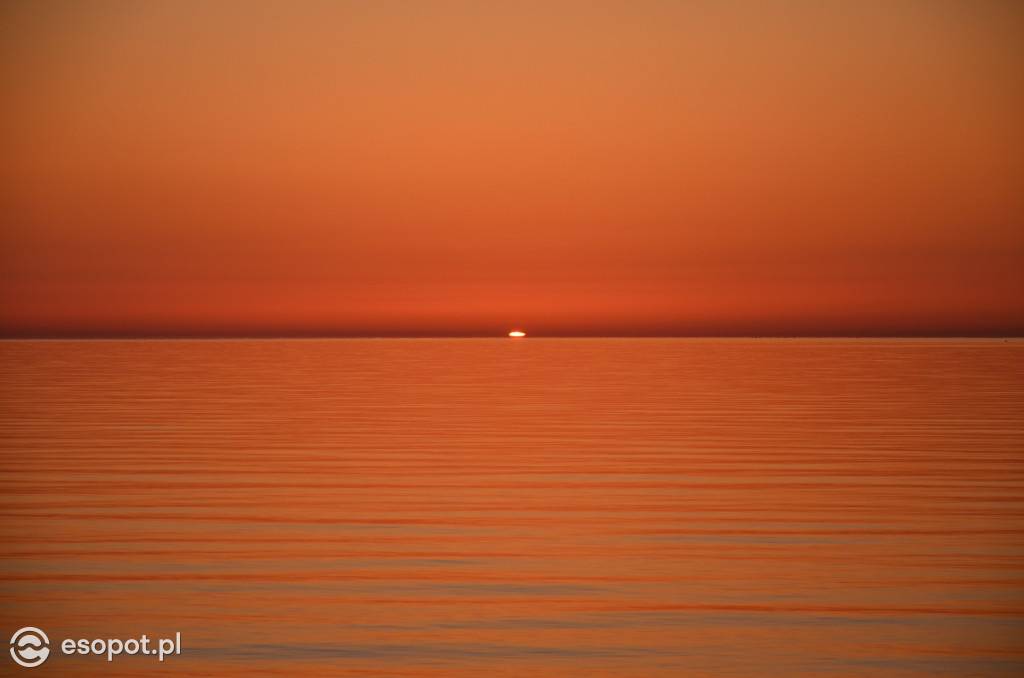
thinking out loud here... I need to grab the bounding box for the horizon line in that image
[1,335,1021,341]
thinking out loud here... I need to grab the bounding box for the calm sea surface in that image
[1,339,1022,676]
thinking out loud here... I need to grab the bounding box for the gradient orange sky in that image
[2,0,1022,336]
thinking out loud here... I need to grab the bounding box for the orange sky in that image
[1,0,1022,336]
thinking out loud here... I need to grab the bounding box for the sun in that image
[508,331,526,337]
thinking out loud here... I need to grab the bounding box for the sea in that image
[1,338,1022,676]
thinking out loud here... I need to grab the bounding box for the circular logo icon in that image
[10,628,49,668]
